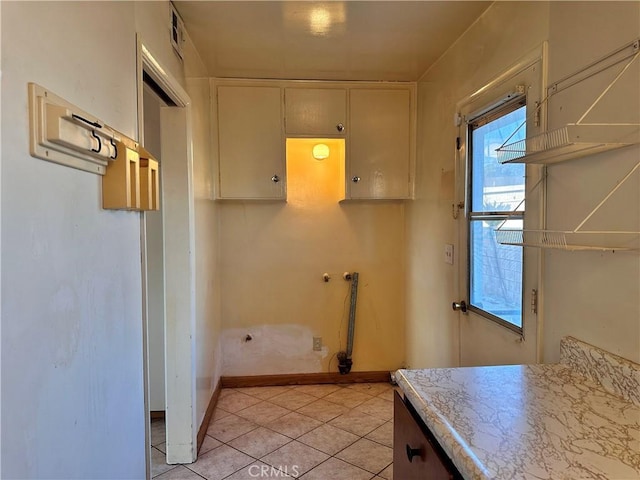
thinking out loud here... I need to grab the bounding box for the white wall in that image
[218,167,406,375]
[135,2,186,90]
[1,2,144,478]
[0,1,198,477]
[406,1,550,368]
[542,1,640,363]
[407,1,639,368]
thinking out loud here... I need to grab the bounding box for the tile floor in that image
[151,383,400,480]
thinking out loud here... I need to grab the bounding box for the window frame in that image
[466,96,527,334]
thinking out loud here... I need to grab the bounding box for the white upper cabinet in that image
[347,88,412,199]
[216,85,285,199]
[215,81,414,201]
[285,88,347,136]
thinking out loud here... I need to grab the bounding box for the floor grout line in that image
[153,383,395,480]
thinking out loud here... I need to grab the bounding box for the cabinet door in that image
[217,86,285,199]
[348,89,411,199]
[285,88,346,136]
[394,392,454,480]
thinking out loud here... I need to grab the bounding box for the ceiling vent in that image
[170,3,185,60]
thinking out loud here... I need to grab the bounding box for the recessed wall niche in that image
[286,138,346,205]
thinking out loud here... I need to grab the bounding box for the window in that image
[467,98,526,332]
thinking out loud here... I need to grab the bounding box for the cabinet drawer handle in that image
[336,123,345,132]
[406,444,422,463]
[352,176,361,183]
[271,175,280,183]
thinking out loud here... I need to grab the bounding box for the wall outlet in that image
[444,244,454,265]
[313,337,322,351]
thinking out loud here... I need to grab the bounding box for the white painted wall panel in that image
[135,1,186,90]
[187,77,222,431]
[1,2,144,478]
[543,1,640,363]
[407,1,639,368]
[218,196,406,374]
[406,1,550,368]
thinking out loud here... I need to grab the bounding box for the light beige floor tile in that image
[300,457,375,480]
[269,390,317,410]
[346,383,393,396]
[261,440,329,477]
[378,463,393,479]
[151,419,166,446]
[291,384,342,398]
[377,387,403,402]
[153,465,204,480]
[219,388,236,398]
[212,407,233,422]
[151,447,174,478]
[206,414,258,442]
[223,461,279,480]
[200,435,222,455]
[365,421,393,448]
[335,438,393,474]
[264,412,323,439]
[329,409,386,436]
[187,445,253,480]
[297,424,359,455]
[216,391,262,413]
[356,396,394,421]
[323,389,373,409]
[228,426,292,458]
[235,400,290,425]
[296,399,349,423]
[234,386,293,400]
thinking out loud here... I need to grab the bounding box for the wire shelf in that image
[495,229,640,252]
[496,40,640,165]
[496,124,640,165]
[492,40,640,252]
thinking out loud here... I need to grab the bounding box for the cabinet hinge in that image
[534,101,541,128]
[531,288,538,314]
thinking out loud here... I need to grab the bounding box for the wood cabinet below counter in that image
[394,391,462,480]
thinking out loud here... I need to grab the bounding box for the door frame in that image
[453,44,548,366]
[136,37,197,472]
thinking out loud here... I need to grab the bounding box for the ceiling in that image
[174,1,492,82]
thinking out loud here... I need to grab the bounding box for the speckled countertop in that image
[395,337,640,480]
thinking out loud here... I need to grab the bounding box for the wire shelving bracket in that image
[496,38,640,165]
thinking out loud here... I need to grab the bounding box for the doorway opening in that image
[137,39,197,475]
[143,80,169,420]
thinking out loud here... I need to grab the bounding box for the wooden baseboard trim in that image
[150,410,165,420]
[197,378,222,454]
[221,371,392,389]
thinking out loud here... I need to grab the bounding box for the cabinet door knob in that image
[406,444,422,463]
[336,123,345,132]
[352,176,361,183]
[271,175,280,183]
